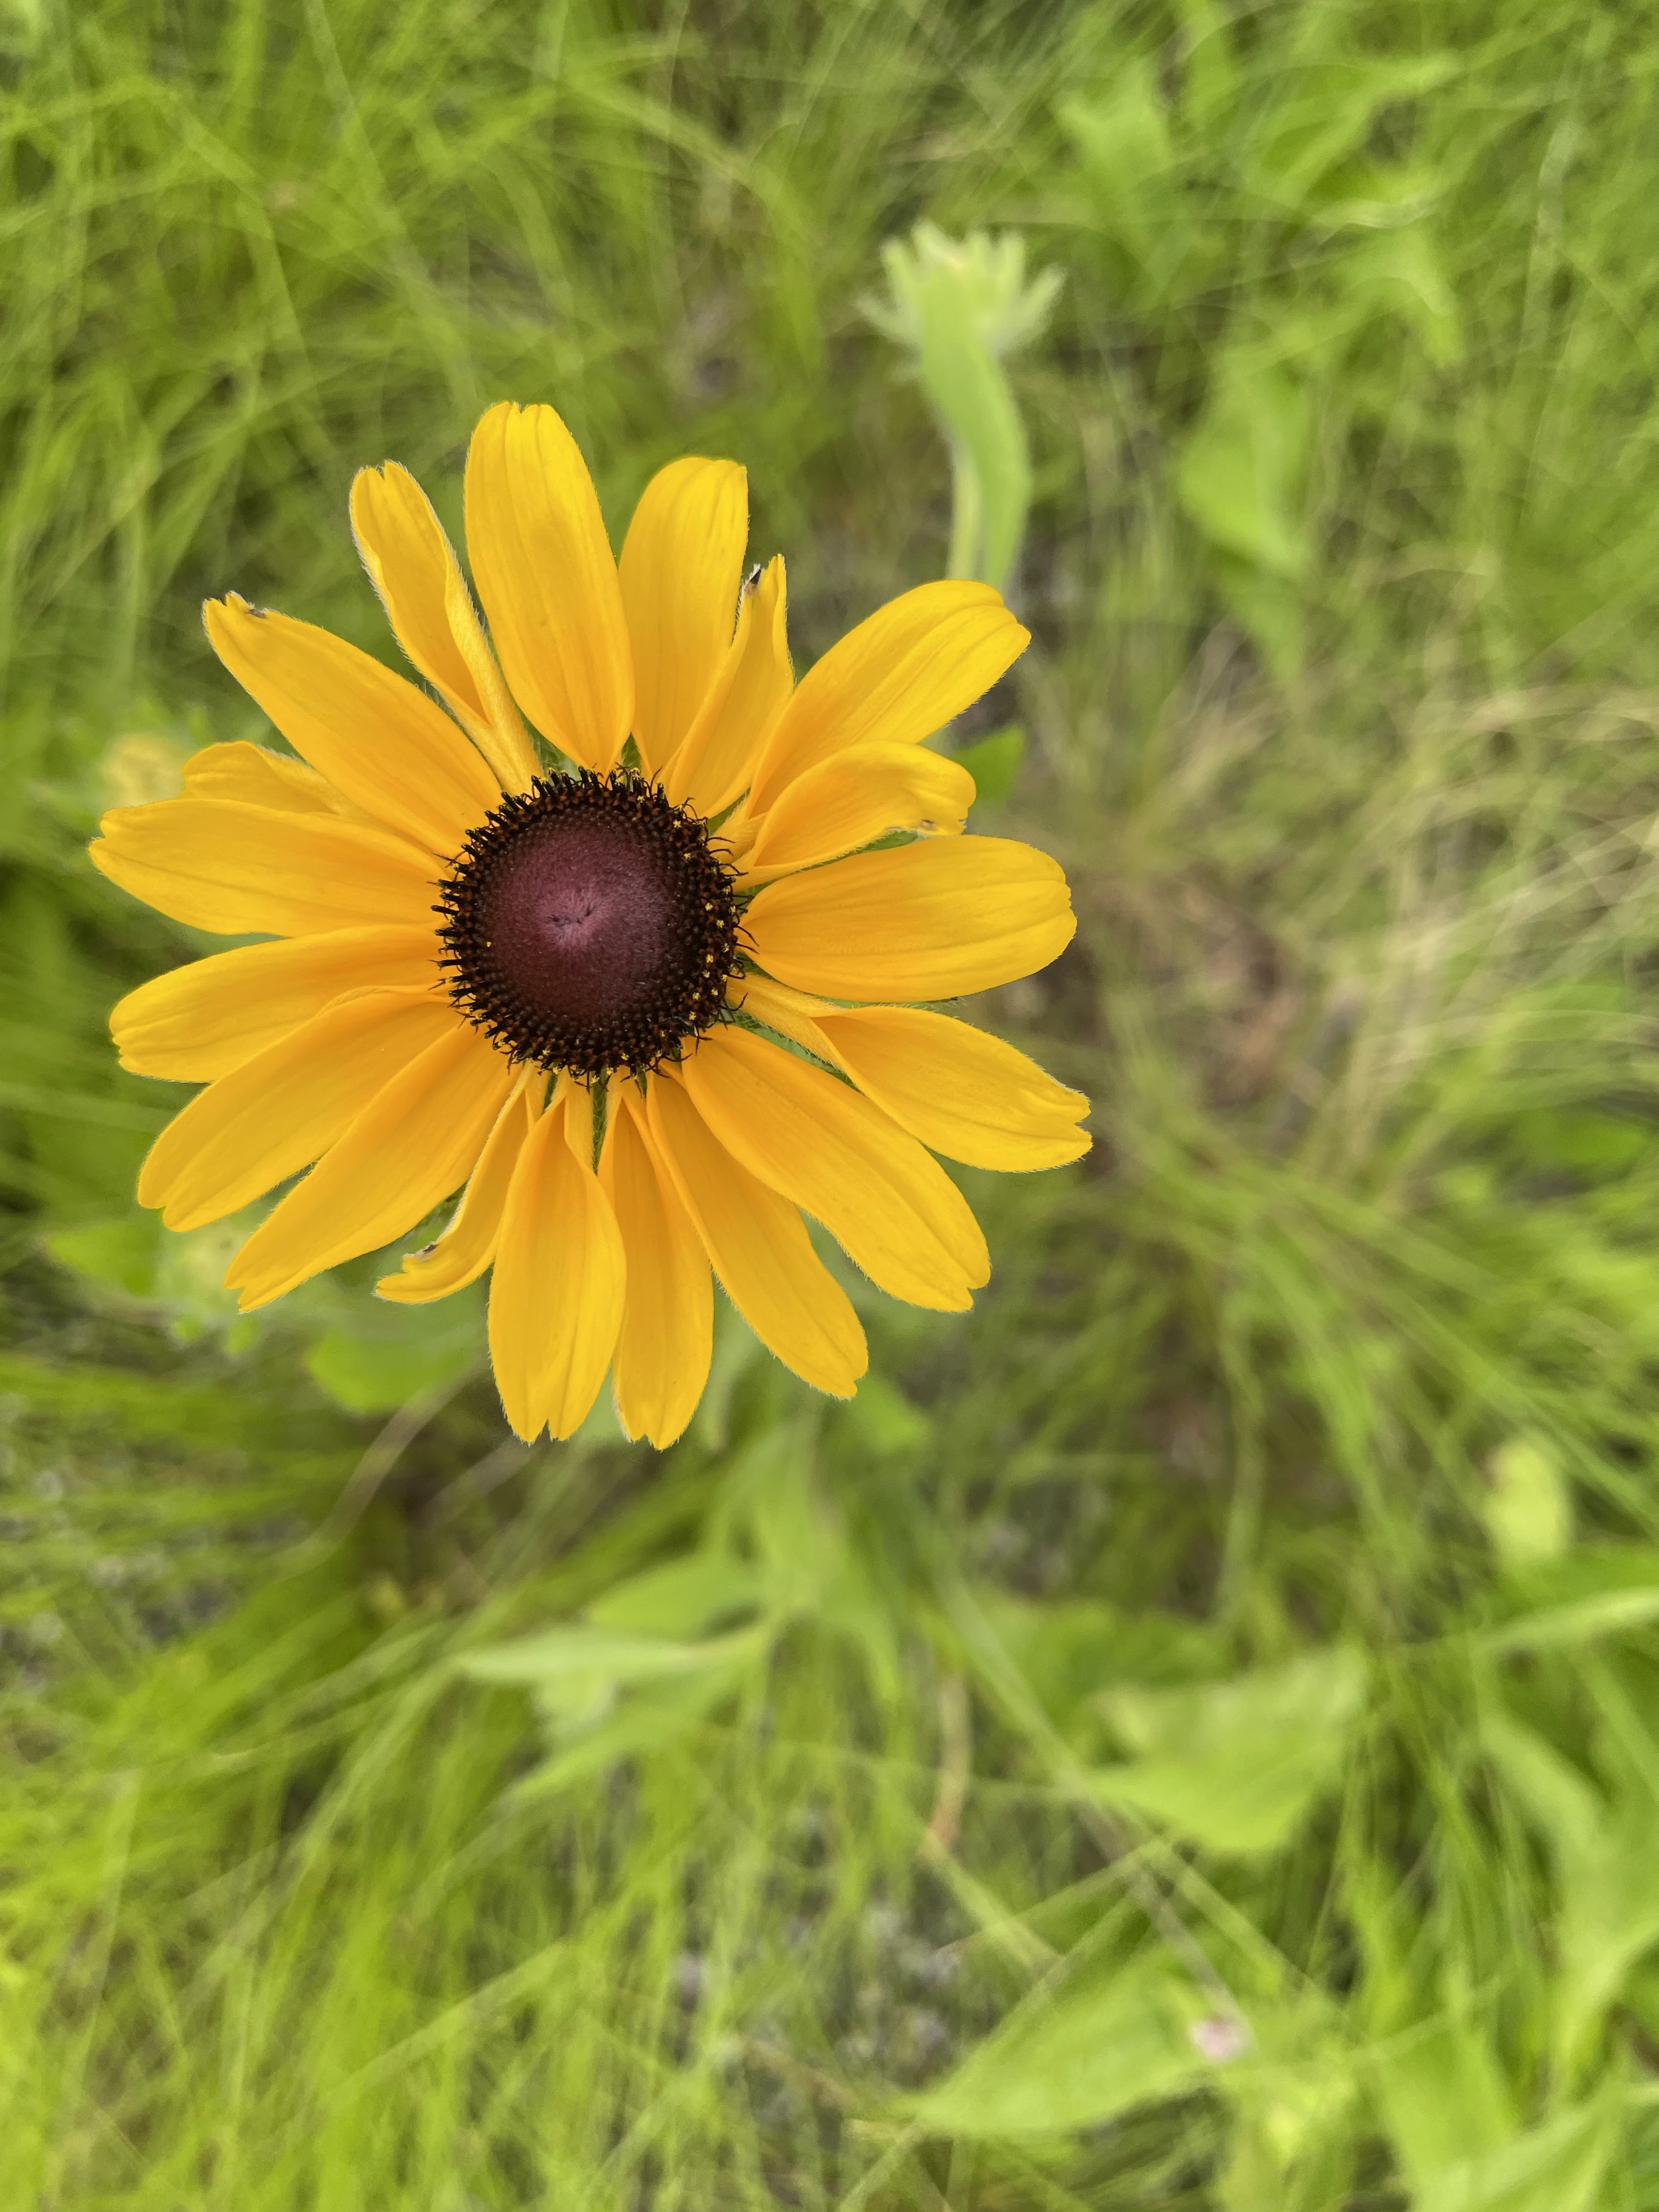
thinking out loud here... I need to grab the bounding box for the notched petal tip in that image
[202,590,265,638]
[228,1256,289,1313]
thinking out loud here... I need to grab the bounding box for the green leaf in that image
[1480,1712,1603,1865]
[1243,55,1458,208]
[1090,1649,1368,1855]
[979,1589,1221,1737]
[1412,2101,1614,2212]
[586,1554,766,1639]
[1482,1546,1659,1655]
[1482,1711,1659,2071]
[1506,1106,1650,1174]
[840,1370,934,1455]
[512,1655,760,1803]
[459,1621,766,1692]
[1058,62,1179,275]
[952,724,1026,809]
[150,1215,258,1341]
[46,1213,157,1300]
[304,1291,481,1414]
[1553,1800,1659,2073]
[910,1954,1206,2137]
[1371,2015,1516,2185]
[1341,224,1464,369]
[1208,551,1305,682]
[1214,2023,1359,2212]
[1177,357,1311,581]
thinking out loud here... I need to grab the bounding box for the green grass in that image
[8,0,1659,2203]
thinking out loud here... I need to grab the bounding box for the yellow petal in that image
[618,457,749,775]
[487,1082,626,1440]
[746,836,1074,1001]
[745,982,1091,1172]
[463,400,632,774]
[350,462,539,795]
[680,1027,987,1311]
[725,970,832,1046]
[646,1070,866,1396]
[226,1019,516,1309]
[111,926,441,1081]
[90,799,439,937]
[137,986,461,1231]
[745,579,1027,816]
[740,743,975,879]
[598,1088,713,1448]
[561,1072,597,1169]
[181,741,341,814]
[204,594,500,859]
[376,1076,538,1305]
[661,556,792,817]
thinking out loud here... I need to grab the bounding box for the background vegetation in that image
[6,0,1659,2203]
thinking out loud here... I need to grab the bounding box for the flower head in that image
[92,403,1089,1446]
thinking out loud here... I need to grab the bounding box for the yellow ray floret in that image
[618,456,750,776]
[226,1020,516,1311]
[736,743,975,879]
[488,1079,626,1441]
[137,987,462,1232]
[111,926,440,1082]
[647,1071,868,1400]
[376,1076,537,1307]
[463,401,634,775]
[599,1090,715,1449]
[737,975,1090,1173]
[350,461,539,794]
[744,836,1074,1001]
[179,739,342,814]
[92,798,438,939]
[204,594,502,857]
[659,555,792,816]
[680,1027,989,1313]
[744,578,1027,814]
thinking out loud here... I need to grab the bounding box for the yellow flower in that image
[92,403,1089,1447]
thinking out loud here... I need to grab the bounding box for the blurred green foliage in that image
[8,0,1659,2205]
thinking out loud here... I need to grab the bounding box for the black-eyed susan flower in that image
[92,403,1089,1447]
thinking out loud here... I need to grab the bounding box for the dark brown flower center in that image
[436,771,742,1078]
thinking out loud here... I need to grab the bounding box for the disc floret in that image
[436,770,743,1078]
